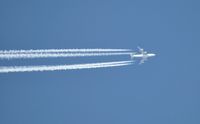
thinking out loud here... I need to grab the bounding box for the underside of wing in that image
[140,57,148,64]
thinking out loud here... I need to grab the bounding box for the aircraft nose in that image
[149,53,156,56]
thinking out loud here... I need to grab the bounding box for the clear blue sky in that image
[0,0,200,124]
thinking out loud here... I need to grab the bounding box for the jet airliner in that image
[131,47,156,64]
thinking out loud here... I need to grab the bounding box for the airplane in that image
[130,47,156,64]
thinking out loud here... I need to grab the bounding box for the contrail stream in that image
[0,60,133,73]
[0,49,131,54]
[0,52,132,59]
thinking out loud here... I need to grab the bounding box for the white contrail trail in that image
[0,52,132,59]
[0,61,133,73]
[0,49,131,54]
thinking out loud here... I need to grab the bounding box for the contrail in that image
[0,49,131,54]
[0,60,133,73]
[0,52,132,59]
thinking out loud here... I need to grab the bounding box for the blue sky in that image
[0,0,200,124]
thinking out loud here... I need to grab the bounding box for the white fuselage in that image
[133,53,156,58]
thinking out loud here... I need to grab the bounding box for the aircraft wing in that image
[139,57,148,64]
[137,46,148,55]
[137,46,144,53]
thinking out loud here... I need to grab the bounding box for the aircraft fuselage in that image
[132,53,156,58]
